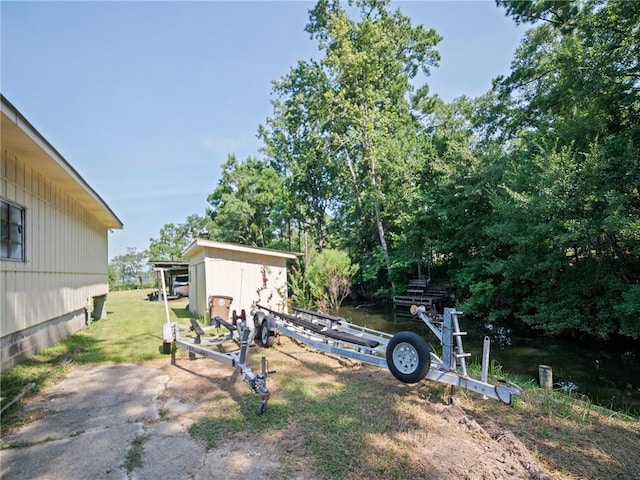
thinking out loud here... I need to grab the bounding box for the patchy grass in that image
[2,291,639,480]
[185,346,450,480]
[0,289,188,426]
[467,383,640,480]
[123,433,146,472]
[181,337,640,480]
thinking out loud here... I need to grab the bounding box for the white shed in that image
[1,96,123,369]
[183,239,298,320]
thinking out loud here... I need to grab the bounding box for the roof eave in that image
[0,95,123,230]
[183,238,300,260]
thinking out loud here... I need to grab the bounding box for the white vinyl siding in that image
[1,149,109,365]
[184,240,296,319]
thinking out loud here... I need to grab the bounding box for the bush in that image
[291,249,358,313]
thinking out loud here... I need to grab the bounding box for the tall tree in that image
[461,0,640,337]
[148,214,212,261]
[207,154,287,248]
[304,0,442,293]
[260,60,336,252]
[110,247,148,285]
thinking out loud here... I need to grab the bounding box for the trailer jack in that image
[163,314,271,415]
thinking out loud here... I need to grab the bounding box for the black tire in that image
[386,331,430,384]
[258,318,275,348]
[253,311,266,329]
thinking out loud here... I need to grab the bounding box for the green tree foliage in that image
[145,0,639,340]
[207,154,287,248]
[311,0,441,295]
[148,214,212,261]
[109,247,148,286]
[419,97,495,287]
[260,60,336,252]
[263,0,441,295]
[290,248,358,312]
[450,0,640,337]
[108,263,118,288]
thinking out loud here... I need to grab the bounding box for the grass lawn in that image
[2,289,639,480]
[0,289,188,417]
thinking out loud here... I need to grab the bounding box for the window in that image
[1,200,25,261]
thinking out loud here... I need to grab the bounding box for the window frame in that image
[1,199,26,262]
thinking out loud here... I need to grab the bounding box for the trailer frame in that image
[254,304,522,404]
[163,316,271,415]
[158,268,270,415]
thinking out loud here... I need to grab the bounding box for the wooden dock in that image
[393,280,452,314]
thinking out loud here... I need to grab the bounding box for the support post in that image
[481,336,490,384]
[539,365,553,390]
[159,269,171,324]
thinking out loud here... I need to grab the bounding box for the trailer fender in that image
[254,312,277,347]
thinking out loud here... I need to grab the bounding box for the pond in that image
[337,304,640,415]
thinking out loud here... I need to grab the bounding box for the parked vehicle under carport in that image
[173,275,189,297]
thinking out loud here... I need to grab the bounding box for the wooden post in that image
[538,365,553,390]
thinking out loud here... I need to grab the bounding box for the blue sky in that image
[1,1,526,261]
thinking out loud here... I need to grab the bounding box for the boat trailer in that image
[159,270,520,414]
[253,304,522,404]
[163,311,270,415]
[159,270,270,415]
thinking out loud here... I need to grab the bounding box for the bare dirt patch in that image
[3,335,638,480]
[151,339,552,480]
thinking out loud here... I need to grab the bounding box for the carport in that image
[150,261,189,299]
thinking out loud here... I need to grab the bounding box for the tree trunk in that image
[315,213,324,252]
[369,145,395,295]
[372,192,395,295]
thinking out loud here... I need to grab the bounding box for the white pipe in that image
[239,268,244,310]
[159,268,171,324]
[0,383,35,415]
[481,336,490,384]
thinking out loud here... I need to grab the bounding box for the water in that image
[337,304,640,415]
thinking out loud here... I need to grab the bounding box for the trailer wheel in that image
[253,311,266,329]
[258,318,275,348]
[386,331,430,383]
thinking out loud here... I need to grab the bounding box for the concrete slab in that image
[1,423,141,480]
[1,361,285,480]
[132,422,206,480]
[1,364,167,480]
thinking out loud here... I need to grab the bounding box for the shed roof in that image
[0,95,123,230]
[183,238,299,260]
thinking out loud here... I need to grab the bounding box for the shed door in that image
[195,263,206,317]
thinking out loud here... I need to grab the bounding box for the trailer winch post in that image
[442,309,454,371]
[452,312,469,377]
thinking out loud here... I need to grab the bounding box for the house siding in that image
[1,144,110,369]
